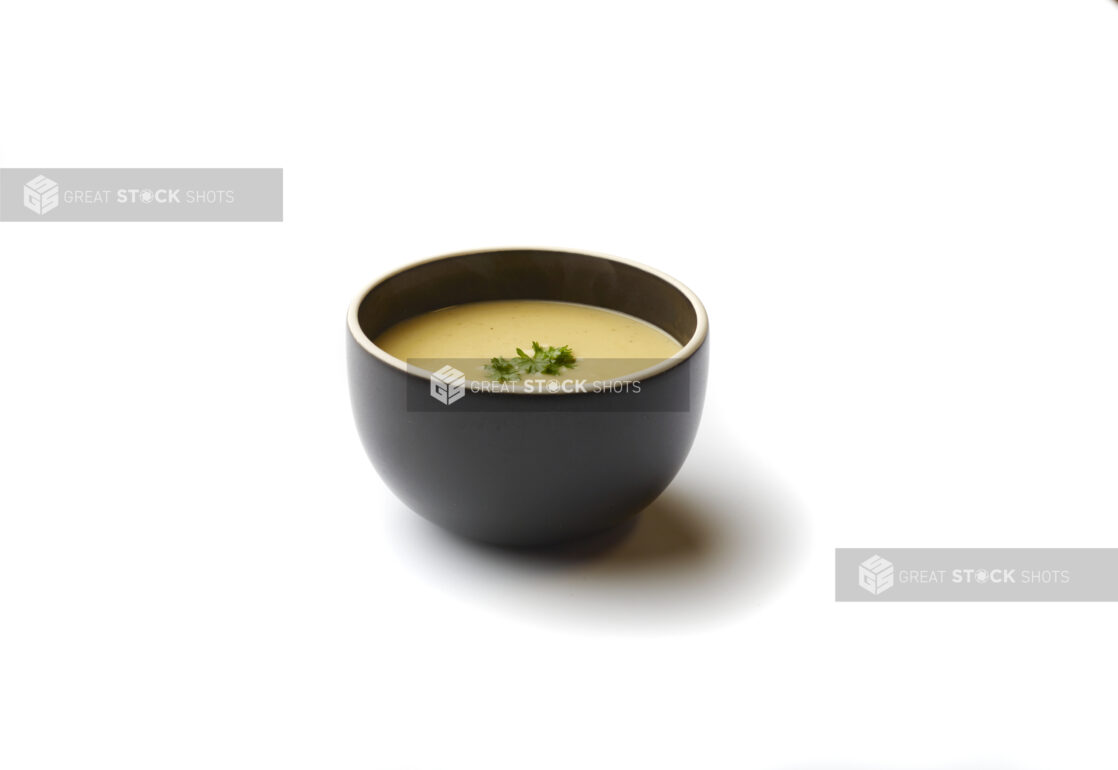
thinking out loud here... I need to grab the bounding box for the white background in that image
[2,1,1116,768]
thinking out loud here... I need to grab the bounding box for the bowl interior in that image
[354,249,702,349]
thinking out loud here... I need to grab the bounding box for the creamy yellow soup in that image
[374,300,683,381]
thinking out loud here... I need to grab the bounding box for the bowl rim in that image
[347,246,709,395]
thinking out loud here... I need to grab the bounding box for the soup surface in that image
[374,299,683,381]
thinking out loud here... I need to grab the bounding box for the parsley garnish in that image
[483,342,577,383]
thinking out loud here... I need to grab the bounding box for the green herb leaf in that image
[482,342,577,382]
[485,356,521,383]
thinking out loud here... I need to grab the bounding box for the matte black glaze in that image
[347,248,709,546]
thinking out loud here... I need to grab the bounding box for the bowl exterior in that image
[347,334,708,546]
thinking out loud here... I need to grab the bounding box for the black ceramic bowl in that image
[346,247,709,546]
